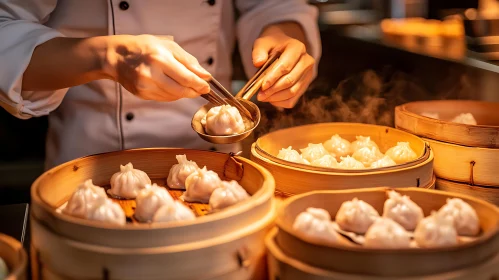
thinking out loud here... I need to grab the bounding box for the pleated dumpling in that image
[438,198,480,236]
[364,218,411,249]
[382,190,424,231]
[152,201,196,223]
[167,155,199,190]
[201,105,245,135]
[135,183,174,222]
[0,257,7,279]
[352,147,383,166]
[385,142,418,164]
[370,155,397,168]
[277,146,310,165]
[335,198,380,234]
[350,136,379,153]
[300,143,329,163]
[311,154,338,168]
[323,134,351,157]
[108,162,151,199]
[183,166,222,203]
[209,180,249,211]
[414,211,458,248]
[63,179,107,219]
[451,113,477,125]
[338,156,365,169]
[293,208,342,246]
[88,198,126,225]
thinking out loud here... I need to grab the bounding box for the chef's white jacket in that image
[0,0,321,169]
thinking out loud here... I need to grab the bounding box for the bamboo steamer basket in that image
[274,187,499,277]
[423,137,499,187]
[395,100,499,148]
[0,234,27,280]
[436,177,499,205]
[251,123,434,195]
[266,228,499,280]
[30,148,275,280]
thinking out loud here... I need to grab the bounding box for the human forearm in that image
[22,36,111,91]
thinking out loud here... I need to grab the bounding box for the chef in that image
[0,0,321,169]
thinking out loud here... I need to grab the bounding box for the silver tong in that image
[200,50,282,121]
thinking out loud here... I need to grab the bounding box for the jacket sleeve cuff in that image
[0,21,68,119]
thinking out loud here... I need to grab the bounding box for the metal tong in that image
[200,51,282,120]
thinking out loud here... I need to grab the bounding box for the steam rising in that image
[256,68,472,136]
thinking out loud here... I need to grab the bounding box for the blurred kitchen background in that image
[2,0,499,204]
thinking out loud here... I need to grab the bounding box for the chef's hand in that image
[252,22,315,108]
[106,35,211,102]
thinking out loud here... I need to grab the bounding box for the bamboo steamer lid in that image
[0,234,27,280]
[274,187,499,277]
[436,177,499,205]
[395,100,499,148]
[266,227,499,280]
[251,123,434,195]
[30,148,275,280]
[424,137,499,187]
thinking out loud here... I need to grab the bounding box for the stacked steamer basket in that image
[251,123,434,196]
[395,100,499,205]
[267,187,499,279]
[0,233,28,280]
[30,148,275,280]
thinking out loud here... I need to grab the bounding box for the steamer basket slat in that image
[273,187,499,277]
[0,234,27,280]
[30,148,275,280]
[251,123,434,195]
[266,228,499,280]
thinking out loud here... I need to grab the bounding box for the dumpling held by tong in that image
[201,105,245,136]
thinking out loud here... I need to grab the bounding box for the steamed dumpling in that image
[385,142,417,164]
[311,154,338,168]
[335,198,380,234]
[0,257,7,279]
[201,105,245,135]
[352,147,383,166]
[364,217,411,249]
[451,113,477,125]
[209,180,249,211]
[338,156,365,169]
[414,211,458,248]
[108,162,151,199]
[277,146,310,165]
[63,179,107,219]
[438,198,480,236]
[183,166,222,203]
[300,143,329,163]
[383,190,424,231]
[167,155,199,190]
[293,207,342,246]
[88,198,126,225]
[350,136,379,153]
[152,201,196,223]
[370,155,397,168]
[135,183,174,222]
[323,134,351,157]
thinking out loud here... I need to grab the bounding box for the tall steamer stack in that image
[396,100,499,205]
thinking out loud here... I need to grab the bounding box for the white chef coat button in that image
[207,57,214,65]
[207,0,216,6]
[119,1,129,10]
[125,112,134,121]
